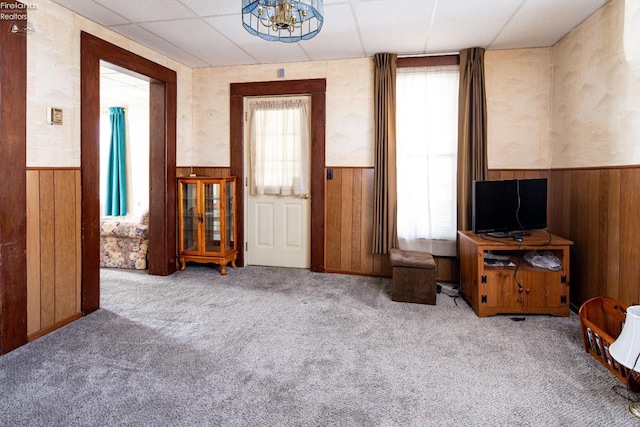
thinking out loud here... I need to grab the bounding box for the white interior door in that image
[244,96,311,268]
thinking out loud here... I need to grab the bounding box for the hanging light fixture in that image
[242,0,323,43]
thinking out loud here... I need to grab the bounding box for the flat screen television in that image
[472,178,547,237]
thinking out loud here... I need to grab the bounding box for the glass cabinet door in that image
[225,179,235,252]
[203,181,221,254]
[178,176,238,274]
[180,181,198,252]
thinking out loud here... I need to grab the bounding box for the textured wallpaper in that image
[485,48,553,169]
[551,0,640,168]
[26,0,636,170]
[25,0,194,168]
[191,58,374,167]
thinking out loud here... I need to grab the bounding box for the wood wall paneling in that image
[324,167,458,280]
[39,171,56,328]
[325,168,342,270]
[340,168,354,270]
[325,168,391,277]
[26,171,41,336]
[26,170,83,338]
[494,167,640,310]
[351,170,363,271]
[54,171,80,322]
[75,173,82,314]
[360,169,375,274]
[606,170,621,300]
[619,169,640,305]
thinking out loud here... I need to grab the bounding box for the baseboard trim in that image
[28,313,83,342]
[324,269,392,278]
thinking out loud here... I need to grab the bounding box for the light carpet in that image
[0,265,637,426]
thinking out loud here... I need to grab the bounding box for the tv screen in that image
[472,178,547,236]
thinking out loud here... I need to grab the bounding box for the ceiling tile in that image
[178,0,239,16]
[353,0,436,56]
[50,0,130,26]
[427,0,522,52]
[48,0,613,68]
[94,0,196,23]
[140,18,259,67]
[298,4,365,61]
[205,15,311,65]
[110,24,211,68]
[490,0,609,50]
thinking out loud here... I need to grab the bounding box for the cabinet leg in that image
[179,258,186,271]
[220,264,227,275]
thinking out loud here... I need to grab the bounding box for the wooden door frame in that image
[0,2,27,354]
[230,79,326,272]
[81,32,177,314]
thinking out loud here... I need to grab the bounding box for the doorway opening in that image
[81,32,177,314]
[243,95,312,268]
[230,79,327,272]
[98,63,151,270]
[100,63,150,223]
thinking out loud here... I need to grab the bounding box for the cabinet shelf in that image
[177,177,237,275]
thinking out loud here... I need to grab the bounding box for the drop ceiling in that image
[50,0,609,68]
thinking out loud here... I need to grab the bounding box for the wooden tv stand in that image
[458,230,573,317]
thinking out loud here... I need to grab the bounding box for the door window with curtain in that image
[248,98,310,196]
[396,64,459,256]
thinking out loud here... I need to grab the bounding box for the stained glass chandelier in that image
[242,0,324,43]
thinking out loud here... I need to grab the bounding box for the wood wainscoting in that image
[26,169,82,340]
[490,167,640,310]
[325,167,459,282]
[177,166,459,282]
[326,167,391,276]
[176,167,231,178]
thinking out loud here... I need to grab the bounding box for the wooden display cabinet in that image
[458,230,573,317]
[177,177,237,275]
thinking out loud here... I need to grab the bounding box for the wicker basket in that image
[579,296,640,391]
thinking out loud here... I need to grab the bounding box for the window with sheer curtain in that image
[248,98,310,196]
[396,65,459,256]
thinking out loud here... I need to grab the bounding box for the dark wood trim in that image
[491,165,640,172]
[176,166,233,170]
[230,79,326,272]
[26,167,81,171]
[325,166,374,169]
[397,55,460,68]
[81,32,177,314]
[549,165,640,171]
[0,2,28,354]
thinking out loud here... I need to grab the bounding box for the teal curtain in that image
[105,107,127,216]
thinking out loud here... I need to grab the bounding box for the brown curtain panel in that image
[372,53,398,254]
[457,47,488,233]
